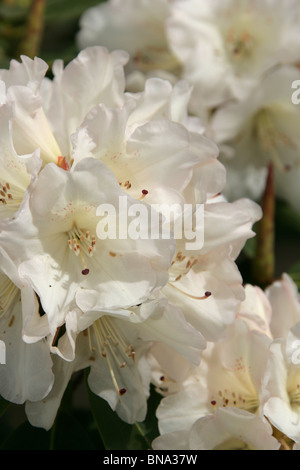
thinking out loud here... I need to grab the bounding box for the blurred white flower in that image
[167,0,300,110]
[75,0,300,209]
[210,66,300,202]
[76,0,179,89]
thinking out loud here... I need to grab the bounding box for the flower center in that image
[167,251,212,300]
[214,438,253,451]
[226,27,255,61]
[288,383,300,406]
[210,388,259,414]
[253,108,296,170]
[169,251,198,280]
[133,46,181,74]
[67,225,96,275]
[87,316,136,396]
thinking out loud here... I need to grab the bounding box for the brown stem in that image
[251,163,275,288]
[17,0,46,58]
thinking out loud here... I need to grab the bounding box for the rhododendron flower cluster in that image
[0,47,261,432]
[2,0,300,452]
[67,0,300,450]
[77,0,300,209]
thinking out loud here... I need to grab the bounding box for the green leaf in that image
[86,373,161,450]
[44,0,106,22]
[275,199,300,235]
[289,261,300,289]
[0,4,28,21]
[49,410,98,450]
[0,396,10,419]
[0,409,100,450]
[0,420,51,450]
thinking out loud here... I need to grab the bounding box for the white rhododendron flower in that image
[25,298,205,429]
[153,407,280,450]
[0,248,53,405]
[71,77,225,208]
[262,274,300,445]
[0,158,175,338]
[152,274,300,450]
[263,339,300,446]
[0,102,41,221]
[77,0,300,110]
[155,318,272,418]
[151,316,274,449]
[0,46,262,429]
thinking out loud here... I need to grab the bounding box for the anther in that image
[140,189,149,200]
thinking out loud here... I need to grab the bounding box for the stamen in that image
[168,281,212,300]
[0,181,24,211]
[87,317,136,397]
[67,225,97,275]
[226,27,255,60]
[210,389,259,413]
[0,273,20,319]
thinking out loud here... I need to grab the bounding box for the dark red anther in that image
[81,268,90,275]
[119,388,127,396]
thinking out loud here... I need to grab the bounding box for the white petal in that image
[189,408,280,450]
[0,305,54,404]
